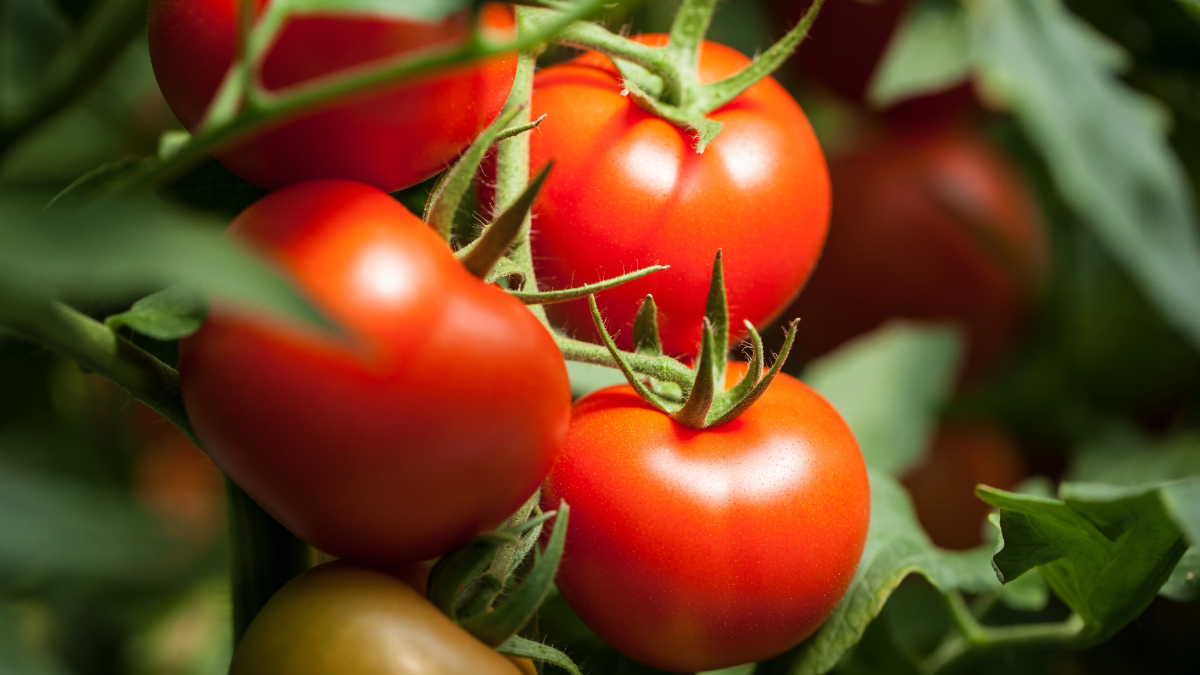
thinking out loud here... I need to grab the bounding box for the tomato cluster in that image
[150,6,868,674]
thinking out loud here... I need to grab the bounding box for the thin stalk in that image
[227,479,311,644]
[921,591,1085,675]
[0,291,197,446]
[665,0,719,104]
[554,333,695,389]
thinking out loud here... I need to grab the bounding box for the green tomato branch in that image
[921,591,1085,675]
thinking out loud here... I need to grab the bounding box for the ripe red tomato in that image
[542,363,869,672]
[785,125,1047,375]
[147,0,516,191]
[527,36,830,358]
[230,562,528,675]
[902,422,1026,550]
[179,180,571,564]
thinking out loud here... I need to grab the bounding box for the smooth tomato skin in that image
[147,0,516,191]
[529,36,831,359]
[179,181,571,564]
[229,562,525,675]
[785,126,1047,375]
[543,364,870,672]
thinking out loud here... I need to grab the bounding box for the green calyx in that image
[541,0,825,152]
[589,251,799,429]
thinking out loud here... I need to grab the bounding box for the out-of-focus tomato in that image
[179,180,571,564]
[543,363,869,672]
[902,422,1026,550]
[147,0,516,191]
[784,125,1047,375]
[229,562,527,675]
[130,407,225,541]
[527,35,830,358]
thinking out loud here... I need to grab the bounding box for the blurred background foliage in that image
[1,0,1199,673]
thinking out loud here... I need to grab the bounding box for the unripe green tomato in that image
[229,562,525,675]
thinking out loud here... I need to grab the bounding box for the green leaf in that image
[867,0,972,108]
[497,635,583,675]
[1160,546,1200,602]
[777,470,999,675]
[1176,0,1200,23]
[0,197,325,331]
[967,0,1200,353]
[273,0,471,22]
[803,322,962,476]
[105,284,208,340]
[979,481,1191,644]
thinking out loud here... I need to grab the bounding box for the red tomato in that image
[785,125,1047,375]
[902,422,1026,550]
[147,1,516,191]
[179,180,571,564]
[527,36,830,358]
[542,363,869,672]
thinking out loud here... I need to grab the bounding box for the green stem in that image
[921,591,1085,675]
[0,291,197,446]
[0,0,147,157]
[227,479,311,645]
[554,333,695,389]
[665,0,719,104]
[112,0,605,194]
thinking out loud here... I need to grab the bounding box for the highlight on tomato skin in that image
[178,180,572,565]
[147,0,517,192]
[543,363,870,673]
[527,35,831,360]
[783,124,1048,378]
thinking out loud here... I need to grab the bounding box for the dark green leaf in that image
[868,0,971,108]
[0,197,326,331]
[979,481,1191,644]
[497,635,583,675]
[779,471,999,675]
[803,322,962,476]
[105,284,208,340]
[968,0,1200,352]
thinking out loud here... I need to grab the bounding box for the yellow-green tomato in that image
[230,562,525,675]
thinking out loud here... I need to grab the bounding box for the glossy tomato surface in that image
[543,364,870,672]
[148,0,516,191]
[179,181,571,564]
[786,125,1047,376]
[229,562,525,675]
[529,36,830,358]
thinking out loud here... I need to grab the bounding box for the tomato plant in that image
[528,35,830,358]
[178,180,571,564]
[543,362,870,672]
[786,125,1047,375]
[229,562,529,675]
[147,0,517,192]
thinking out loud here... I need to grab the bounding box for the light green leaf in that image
[1176,0,1200,23]
[0,197,326,332]
[1160,547,1200,602]
[106,284,208,341]
[803,322,962,476]
[967,0,1200,353]
[867,0,971,108]
[979,480,1192,644]
[780,471,998,675]
[497,635,583,675]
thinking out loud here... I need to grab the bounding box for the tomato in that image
[527,36,830,358]
[229,562,526,675]
[542,363,869,672]
[784,125,1047,376]
[147,0,516,192]
[130,406,225,542]
[179,180,571,564]
[902,422,1026,550]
